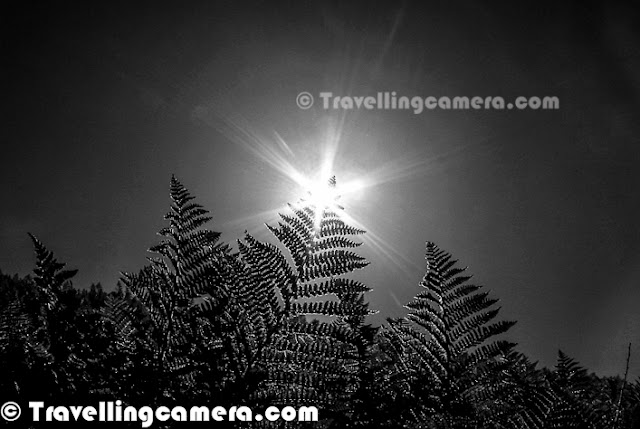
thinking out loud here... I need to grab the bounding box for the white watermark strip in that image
[1,401,318,427]
[296,91,559,112]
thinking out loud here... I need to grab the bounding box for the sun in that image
[296,175,345,228]
[301,176,341,210]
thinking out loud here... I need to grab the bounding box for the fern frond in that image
[28,233,77,310]
[294,278,370,299]
[380,241,516,426]
[232,177,373,417]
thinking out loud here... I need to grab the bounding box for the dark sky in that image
[2,1,639,377]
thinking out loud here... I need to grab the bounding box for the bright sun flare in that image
[204,104,435,278]
[301,176,341,210]
[296,176,345,229]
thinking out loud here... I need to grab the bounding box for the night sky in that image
[2,1,639,378]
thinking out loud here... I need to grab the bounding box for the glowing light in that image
[296,175,344,229]
[301,176,339,208]
[201,111,432,276]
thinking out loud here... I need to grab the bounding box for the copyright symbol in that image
[296,92,314,109]
[1,402,21,421]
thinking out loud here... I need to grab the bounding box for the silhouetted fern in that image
[109,176,234,406]
[234,177,373,421]
[381,241,516,427]
[1,177,636,429]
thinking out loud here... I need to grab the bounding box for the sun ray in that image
[193,106,480,287]
[219,208,283,231]
[340,209,423,277]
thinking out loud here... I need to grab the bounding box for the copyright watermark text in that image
[296,91,559,113]
[1,401,318,426]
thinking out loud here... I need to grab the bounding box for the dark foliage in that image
[1,177,637,428]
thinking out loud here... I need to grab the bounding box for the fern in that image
[2,174,637,428]
[490,351,556,429]
[380,241,516,427]
[110,176,234,405]
[234,177,374,422]
[29,232,78,311]
[29,234,90,398]
[545,351,611,429]
[0,296,53,399]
